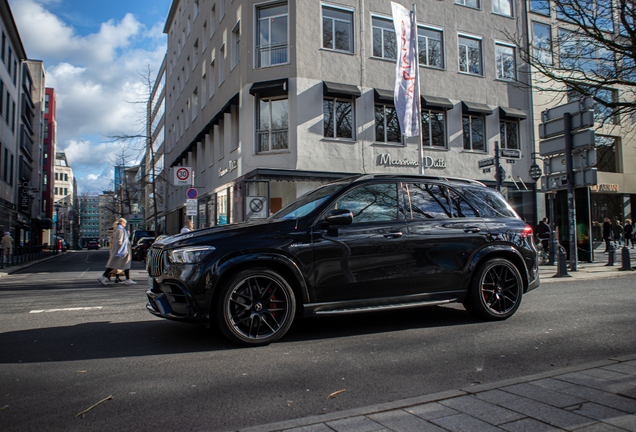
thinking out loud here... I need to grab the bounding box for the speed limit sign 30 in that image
[174,167,192,185]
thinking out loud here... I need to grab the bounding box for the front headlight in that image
[168,246,216,264]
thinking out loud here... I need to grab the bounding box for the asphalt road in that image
[1,251,635,431]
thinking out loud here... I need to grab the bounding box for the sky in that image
[9,0,172,193]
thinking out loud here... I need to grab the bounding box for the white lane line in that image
[30,307,104,314]
[78,268,91,278]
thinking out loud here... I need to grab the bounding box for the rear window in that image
[464,187,518,218]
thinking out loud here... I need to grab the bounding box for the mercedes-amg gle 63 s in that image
[145,175,539,346]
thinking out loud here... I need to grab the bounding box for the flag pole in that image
[413,3,423,175]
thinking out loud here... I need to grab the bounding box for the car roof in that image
[344,174,486,187]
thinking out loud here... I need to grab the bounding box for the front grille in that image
[147,247,166,278]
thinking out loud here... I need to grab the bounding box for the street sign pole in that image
[564,113,578,271]
[495,141,501,192]
[547,192,556,266]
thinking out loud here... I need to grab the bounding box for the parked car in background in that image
[131,230,155,248]
[87,240,100,250]
[145,174,539,346]
[132,237,155,262]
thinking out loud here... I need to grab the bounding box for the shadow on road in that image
[0,304,480,364]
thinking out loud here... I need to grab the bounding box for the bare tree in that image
[504,0,635,125]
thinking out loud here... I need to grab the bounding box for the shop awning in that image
[462,101,493,115]
[323,81,361,98]
[249,78,288,97]
[374,88,394,104]
[421,95,454,109]
[499,106,528,120]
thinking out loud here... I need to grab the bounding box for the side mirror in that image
[324,209,353,226]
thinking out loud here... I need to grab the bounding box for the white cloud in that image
[11,0,166,184]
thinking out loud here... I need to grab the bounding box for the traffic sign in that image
[541,168,598,191]
[478,158,495,168]
[246,196,268,220]
[186,188,198,199]
[500,149,521,159]
[539,110,595,139]
[545,148,597,174]
[186,199,197,216]
[539,129,595,156]
[541,97,594,122]
[174,167,192,186]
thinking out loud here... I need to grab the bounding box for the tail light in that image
[522,225,533,237]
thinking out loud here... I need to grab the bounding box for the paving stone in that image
[438,395,525,425]
[565,402,628,422]
[554,383,636,414]
[404,402,459,420]
[501,396,595,430]
[528,378,578,393]
[498,418,561,432]
[570,422,627,431]
[284,424,336,432]
[501,383,585,408]
[579,368,631,381]
[473,389,524,405]
[601,363,636,376]
[325,416,384,432]
[429,413,502,432]
[604,413,636,431]
[368,410,447,432]
[620,388,636,400]
[557,372,616,393]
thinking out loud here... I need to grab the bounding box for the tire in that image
[216,267,296,346]
[463,258,523,321]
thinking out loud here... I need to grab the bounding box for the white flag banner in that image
[391,2,420,137]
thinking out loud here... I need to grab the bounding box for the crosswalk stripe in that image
[29,307,104,314]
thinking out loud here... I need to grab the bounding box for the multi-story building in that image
[42,88,56,244]
[98,191,116,246]
[526,0,636,260]
[158,0,535,235]
[0,1,25,237]
[54,152,73,201]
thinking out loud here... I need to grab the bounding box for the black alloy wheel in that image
[216,267,296,346]
[464,258,523,320]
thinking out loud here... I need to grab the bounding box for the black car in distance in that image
[132,237,155,262]
[146,175,539,346]
[86,240,100,250]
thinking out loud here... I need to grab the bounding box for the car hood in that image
[153,218,299,249]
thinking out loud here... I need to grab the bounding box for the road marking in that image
[78,268,91,278]
[30,307,104,314]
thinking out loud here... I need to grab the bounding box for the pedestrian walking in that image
[613,219,623,248]
[602,217,612,252]
[98,218,136,285]
[2,231,13,263]
[624,219,634,248]
[536,217,550,253]
[180,219,193,233]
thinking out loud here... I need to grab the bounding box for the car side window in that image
[464,187,517,218]
[449,189,479,218]
[403,183,451,219]
[335,183,398,223]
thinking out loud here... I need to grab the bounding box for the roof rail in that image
[366,174,486,187]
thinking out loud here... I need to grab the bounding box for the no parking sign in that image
[186,188,198,199]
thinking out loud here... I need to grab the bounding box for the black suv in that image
[146,175,539,346]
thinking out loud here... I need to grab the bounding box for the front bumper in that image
[146,280,206,323]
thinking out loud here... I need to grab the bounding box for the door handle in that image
[383,232,403,238]
[464,227,481,233]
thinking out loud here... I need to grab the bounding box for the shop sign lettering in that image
[218,159,238,178]
[590,184,619,193]
[377,154,446,169]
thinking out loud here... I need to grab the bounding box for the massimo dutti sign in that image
[377,154,446,169]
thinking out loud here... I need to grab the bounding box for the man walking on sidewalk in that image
[603,217,612,252]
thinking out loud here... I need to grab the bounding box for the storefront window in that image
[217,190,228,225]
[595,135,619,173]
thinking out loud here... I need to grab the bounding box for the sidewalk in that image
[239,354,636,432]
[0,251,67,278]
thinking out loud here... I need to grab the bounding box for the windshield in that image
[272,183,347,220]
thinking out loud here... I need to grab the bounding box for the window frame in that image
[255,2,289,69]
[371,15,397,61]
[462,114,486,152]
[531,21,553,65]
[321,3,355,54]
[458,34,483,76]
[256,96,289,154]
[374,103,402,145]
[417,25,444,69]
[421,108,447,148]
[492,0,513,17]
[494,41,516,81]
[499,120,519,150]
[323,96,355,140]
[455,0,481,10]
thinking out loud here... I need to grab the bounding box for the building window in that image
[418,27,443,68]
[530,0,550,15]
[65,173,68,181]
[193,39,199,69]
[532,22,553,65]
[231,21,240,69]
[462,115,485,151]
[493,0,513,16]
[209,57,216,97]
[595,135,619,173]
[45,93,49,113]
[458,36,482,75]
[456,0,480,9]
[322,5,353,53]
[495,43,516,80]
[64,188,68,195]
[323,97,354,139]
[559,29,615,74]
[256,3,288,68]
[55,187,58,194]
[210,5,216,37]
[219,44,225,85]
[499,121,518,149]
[192,88,198,120]
[257,97,288,153]
[372,17,396,60]
[421,109,446,147]
[375,104,401,143]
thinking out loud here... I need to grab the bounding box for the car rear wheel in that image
[464,258,523,321]
[216,267,296,346]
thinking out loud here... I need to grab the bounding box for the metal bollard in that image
[554,246,570,277]
[619,246,634,271]
[605,243,615,266]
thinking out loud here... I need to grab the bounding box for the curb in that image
[236,354,636,432]
[0,252,67,277]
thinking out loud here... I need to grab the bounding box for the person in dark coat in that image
[98,218,136,285]
[624,219,633,248]
[536,218,550,252]
[613,220,624,248]
[602,217,612,252]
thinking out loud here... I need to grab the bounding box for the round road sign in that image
[176,167,190,181]
[187,188,198,199]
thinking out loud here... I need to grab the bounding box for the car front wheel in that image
[464,258,523,320]
[216,267,296,346]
